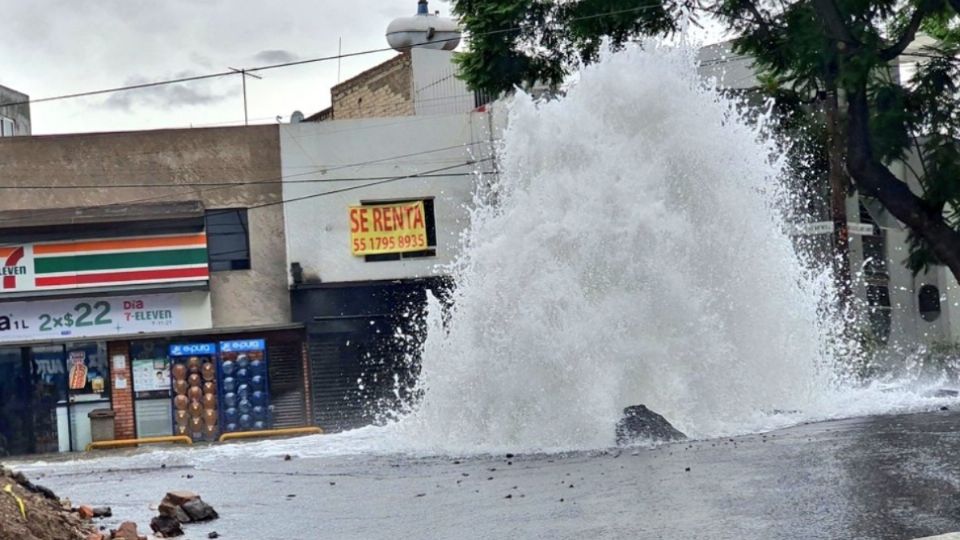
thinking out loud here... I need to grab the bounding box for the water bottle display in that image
[219,339,270,433]
[169,343,219,442]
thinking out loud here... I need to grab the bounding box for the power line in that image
[0,158,496,253]
[245,158,495,212]
[0,171,497,189]
[0,2,671,109]
[0,141,497,226]
[1,3,947,114]
[0,139,500,180]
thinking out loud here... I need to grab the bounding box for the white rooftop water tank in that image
[386,0,461,51]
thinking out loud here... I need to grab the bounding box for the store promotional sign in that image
[220,339,265,352]
[0,291,212,344]
[349,201,428,256]
[169,343,217,356]
[0,233,209,294]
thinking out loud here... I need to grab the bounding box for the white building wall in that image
[280,111,498,284]
[700,40,960,347]
[411,49,476,116]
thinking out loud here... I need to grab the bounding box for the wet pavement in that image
[10,409,960,539]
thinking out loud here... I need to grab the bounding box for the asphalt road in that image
[11,410,960,539]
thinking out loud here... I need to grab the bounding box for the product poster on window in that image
[67,343,109,397]
[133,359,171,394]
[0,291,212,343]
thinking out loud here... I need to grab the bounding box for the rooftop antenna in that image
[228,67,263,126]
[337,37,343,83]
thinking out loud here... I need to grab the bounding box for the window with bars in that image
[867,285,892,343]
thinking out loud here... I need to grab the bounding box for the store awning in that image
[0,201,205,243]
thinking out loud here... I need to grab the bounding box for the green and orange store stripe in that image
[33,233,209,289]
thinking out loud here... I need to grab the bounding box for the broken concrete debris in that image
[149,490,219,537]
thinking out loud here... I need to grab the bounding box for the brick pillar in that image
[108,342,136,440]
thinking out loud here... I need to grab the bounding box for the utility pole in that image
[337,37,343,83]
[825,61,853,311]
[229,68,262,126]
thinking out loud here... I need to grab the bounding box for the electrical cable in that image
[0,141,497,226]
[0,158,495,255]
[0,2,672,109]
[0,139,500,181]
[0,171,497,189]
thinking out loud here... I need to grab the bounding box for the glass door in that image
[0,348,30,456]
[65,342,110,451]
[131,340,173,438]
[30,346,67,454]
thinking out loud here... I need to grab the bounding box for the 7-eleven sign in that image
[0,245,34,292]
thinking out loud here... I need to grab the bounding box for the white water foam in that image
[381,43,955,454]
[20,45,958,470]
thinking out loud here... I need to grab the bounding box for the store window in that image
[364,198,437,262]
[918,284,942,322]
[867,285,893,343]
[131,340,173,438]
[206,209,251,271]
[0,116,15,137]
[0,348,30,455]
[859,202,888,279]
[30,346,67,454]
[66,343,110,398]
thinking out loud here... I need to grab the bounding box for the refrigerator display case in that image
[219,339,271,434]
[168,343,219,442]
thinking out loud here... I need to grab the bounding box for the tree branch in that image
[845,84,960,278]
[811,0,858,45]
[879,3,930,61]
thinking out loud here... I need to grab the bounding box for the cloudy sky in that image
[1,0,436,134]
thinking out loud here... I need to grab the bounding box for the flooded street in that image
[10,408,960,539]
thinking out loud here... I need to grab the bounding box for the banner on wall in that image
[348,201,428,256]
[0,233,209,294]
[0,291,212,344]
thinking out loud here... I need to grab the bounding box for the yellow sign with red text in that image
[349,201,428,256]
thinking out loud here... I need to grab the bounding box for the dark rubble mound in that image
[0,466,96,540]
[616,404,687,445]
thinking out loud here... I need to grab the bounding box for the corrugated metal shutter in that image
[308,338,366,432]
[267,341,308,428]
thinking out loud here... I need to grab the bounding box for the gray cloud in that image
[252,49,300,65]
[102,73,235,111]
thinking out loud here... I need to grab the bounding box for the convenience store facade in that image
[0,293,309,454]
[0,125,309,455]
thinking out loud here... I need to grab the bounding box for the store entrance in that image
[0,348,31,456]
[30,346,67,454]
[0,346,67,456]
[0,341,113,455]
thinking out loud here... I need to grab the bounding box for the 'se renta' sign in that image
[349,201,428,256]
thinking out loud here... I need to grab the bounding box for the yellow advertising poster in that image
[349,201,428,256]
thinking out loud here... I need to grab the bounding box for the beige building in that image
[0,125,309,456]
[0,125,289,327]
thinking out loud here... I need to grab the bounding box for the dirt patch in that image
[0,466,95,540]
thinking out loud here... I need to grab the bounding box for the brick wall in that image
[330,53,414,120]
[108,341,136,440]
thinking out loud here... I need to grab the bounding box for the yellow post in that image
[218,426,323,443]
[85,435,193,451]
